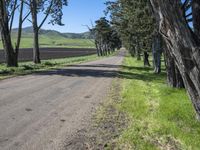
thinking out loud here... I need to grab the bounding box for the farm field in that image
[0,36,95,49]
[0,48,96,63]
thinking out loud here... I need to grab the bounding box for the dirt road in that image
[0,50,124,150]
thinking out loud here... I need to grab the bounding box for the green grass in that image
[115,55,200,150]
[0,54,99,80]
[0,34,95,49]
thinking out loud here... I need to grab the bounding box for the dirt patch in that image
[25,108,33,112]
[64,79,128,150]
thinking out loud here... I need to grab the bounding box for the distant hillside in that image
[0,27,95,49]
[12,27,93,39]
[62,32,92,39]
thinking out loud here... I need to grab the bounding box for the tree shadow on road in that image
[36,64,166,83]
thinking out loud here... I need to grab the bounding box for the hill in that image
[0,27,95,49]
[12,27,93,39]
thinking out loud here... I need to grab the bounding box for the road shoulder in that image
[63,78,128,150]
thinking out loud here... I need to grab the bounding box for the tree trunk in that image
[33,28,40,63]
[31,0,41,64]
[164,45,184,88]
[152,33,162,73]
[136,45,141,60]
[175,65,185,88]
[0,1,18,67]
[135,37,141,60]
[164,49,176,87]
[14,0,24,64]
[144,52,151,67]
[1,34,18,67]
[95,41,100,56]
[150,0,200,119]
[192,0,200,39]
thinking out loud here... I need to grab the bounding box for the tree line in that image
[0,0,67,67]
[89,17,122,57]
[105,0,200,119]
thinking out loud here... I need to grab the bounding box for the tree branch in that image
[15,0,24,53]
[22,11,31,23]
[38,0,54,30]
[185,12,192,18]
[9,0,18,32]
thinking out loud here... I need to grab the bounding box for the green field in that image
[0,29,95,49]
[104,54,200,149]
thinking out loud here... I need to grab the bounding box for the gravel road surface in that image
[0,50,124,150]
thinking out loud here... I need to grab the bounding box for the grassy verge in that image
[112,55,200,149]
[0,54,99,80]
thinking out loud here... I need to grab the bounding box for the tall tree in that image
[106,0,154,63]
[0,0,28,67]
[152,32,162,73]
[192,0,200,39]
[150,0,200,119]
[164,44,184,88]
[93,17,121,56]
[26,0,67,63]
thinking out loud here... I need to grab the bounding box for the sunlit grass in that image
[116,55,200,150]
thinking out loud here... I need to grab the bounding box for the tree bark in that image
[175,65,185,88]
[31,0,41,64]
[150,0,200,118]
[33,28,40,63]
[0,0,17,67]
[164,49,176,87]
[144,52,151,67]
[192,0,200,39]
[95,41,100,56]
[152,33,162,73]
[1,32,17,67]
[136,43,141,60]
[164,44,184,88]
[14,0,25,64]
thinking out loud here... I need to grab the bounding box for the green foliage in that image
[92,17,121,56]
[106,0,155,57]
[29,0,68,26]
[115,55,200,149]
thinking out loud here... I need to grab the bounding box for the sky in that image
[13,0,107,33]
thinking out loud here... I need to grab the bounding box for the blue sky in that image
[13,0,107,33]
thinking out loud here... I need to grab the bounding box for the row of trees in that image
[150,0,200,119]
[106,0,200,119]
[90,17,121,56]
[106,0,155,67]
[0,0,67,67]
